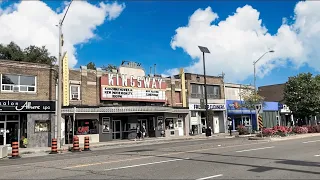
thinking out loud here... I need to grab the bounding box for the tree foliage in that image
[86,62,96,70]
[283,73,320,118]
[239,85,265,110]
[0,41,56,65]
[102,64,117,72]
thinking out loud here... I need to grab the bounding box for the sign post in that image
[255,104,263,138]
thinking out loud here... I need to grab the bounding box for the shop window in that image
[102,117,110,133]
[1,74,36,93]
[165,118,174,130]
[191,111,197,117]
[177,119,182,128]
[34,120,51,133]
[75,119,98,135]
[70,85,80,100]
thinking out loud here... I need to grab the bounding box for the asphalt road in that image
[0,136,319,179]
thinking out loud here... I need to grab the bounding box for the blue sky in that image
[1,0,319,88]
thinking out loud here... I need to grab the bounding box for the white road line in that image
[104,158,189,171]
[303,140,320,144]
[314,155,320,157]
[196,174,223,180]
[236,146,274,153]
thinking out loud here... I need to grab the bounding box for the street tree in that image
[283,73,320,119]
[102,64,117,72]
[239,85,265,110]
[86,62,96,70]
[0,41,56,65]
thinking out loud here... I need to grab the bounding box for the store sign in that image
[189,103,226,110]
[101,87,166,101]
[228,101,241,109]
[107,74,164,89]
[100,74,166,101]
[0,100,55,112]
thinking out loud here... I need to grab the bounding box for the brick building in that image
[170,70,226,135]
[0,60,56,148]
[61,61,189,145]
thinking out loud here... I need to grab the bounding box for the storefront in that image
[0,100,55,147]
[226,100,256,132]
[62,106,189,143]
[227,100,280,131]
[189,103,226,134]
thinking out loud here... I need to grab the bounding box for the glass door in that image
[112,120,121,139]
[0,122,5,146]
[6,122,19,145]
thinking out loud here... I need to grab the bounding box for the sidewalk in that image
[8,133,234,156]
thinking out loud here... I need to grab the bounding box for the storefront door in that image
[213,117,220,133]
[138,119,147,137]
[6,122,19,145]
[242,116,251,126]
[0,122,5,145]
[112,120,121,139]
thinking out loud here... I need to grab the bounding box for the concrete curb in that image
[11,135,233,156]
[248,133,320,141]
[270,133,320,142]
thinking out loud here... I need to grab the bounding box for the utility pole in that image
[57,0,73,148]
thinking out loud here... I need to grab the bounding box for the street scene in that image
[1,0,320,179]
[1,136,320,179]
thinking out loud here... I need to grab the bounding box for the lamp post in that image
[198,46,211,137]
[57,0,73,148]
[253,50,274,94]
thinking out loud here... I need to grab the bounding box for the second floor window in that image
[70,85,80,100]
[190,84,220,99]
[1,74,36,93]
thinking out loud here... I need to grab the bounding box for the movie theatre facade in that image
[61,62,189,145]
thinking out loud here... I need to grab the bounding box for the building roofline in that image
[258,83,285,88]
[0,59,56,70]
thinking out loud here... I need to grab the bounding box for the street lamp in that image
[253,50,274,94]
[198,45,211,137]
[57,0,73,148]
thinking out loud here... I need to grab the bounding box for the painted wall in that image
[27,113,54,148]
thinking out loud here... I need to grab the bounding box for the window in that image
[34,120,51,133]
[165,118,174,130]
[191,84,203,98]
[70,85,80,100]
[190,83,220,99]
[102,117,110,133]
[75,119,98,135]
[207,85,220,99]
[1,74,36,92]
[191,111,197,117]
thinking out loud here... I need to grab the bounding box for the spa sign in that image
[0,100,55,112]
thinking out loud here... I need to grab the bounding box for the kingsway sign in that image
[0,100,55,112]
[107,74,164,89]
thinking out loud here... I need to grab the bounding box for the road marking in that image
[65,141,270,169]
[196,174,223,180]
[302,140,320,144]
[236,146,274,153]
[314,155,320,157]
[105,158,188,171]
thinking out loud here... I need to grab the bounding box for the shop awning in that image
[62,106,189,114]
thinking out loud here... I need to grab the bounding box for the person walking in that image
[136,125,141,141]
[141,123,146,139]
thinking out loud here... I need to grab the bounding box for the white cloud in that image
[0,1,125,67]
[168,1,320,83]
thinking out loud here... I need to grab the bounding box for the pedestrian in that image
[136,125,141,140]
[141,123,146,139]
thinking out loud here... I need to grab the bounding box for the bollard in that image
[83,136,91,151]
[49,138,58,154]
[72,136,80,152]
[9,141,20,159]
